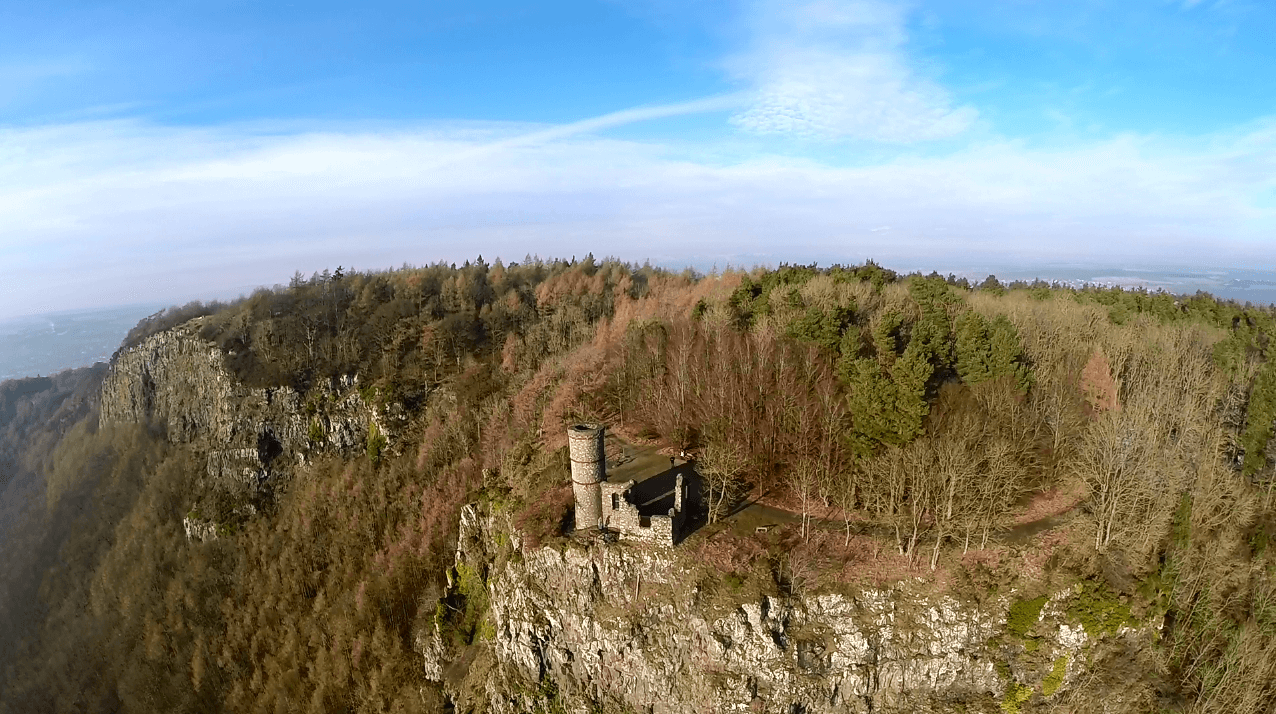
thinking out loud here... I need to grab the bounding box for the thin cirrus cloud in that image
[2,113,1274,319]
[728,0,977,142]
[2,0,1274,320]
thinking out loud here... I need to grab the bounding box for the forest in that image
[0,256,1273,713]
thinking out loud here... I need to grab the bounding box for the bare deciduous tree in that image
[790,456,820,540]
[700,441,748,525]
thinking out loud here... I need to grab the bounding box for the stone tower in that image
[568,423,605,530]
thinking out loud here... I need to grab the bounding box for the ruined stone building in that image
[568,423,686,546]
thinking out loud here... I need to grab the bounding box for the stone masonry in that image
[568,424,605,530]
[569,424,686,546]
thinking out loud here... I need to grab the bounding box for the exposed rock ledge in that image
[99,319,401,489]
[423,504,1152,714]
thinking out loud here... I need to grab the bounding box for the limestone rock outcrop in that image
[99,318,400,488]
[428,504,1145,714]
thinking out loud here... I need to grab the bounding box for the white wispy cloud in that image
[1,115,1273,319]
[727,0,977,142]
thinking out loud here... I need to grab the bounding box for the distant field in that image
[967,265,1276,306]
[0,303,166,381]
[694,260,1276,307]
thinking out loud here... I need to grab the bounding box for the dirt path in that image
[605,436,1080,547]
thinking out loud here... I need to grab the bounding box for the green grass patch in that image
[1041,655,1068,697]
[1250,524,1272,558]
[1170,492,1192,550]
[531,677,569,714]
[1000,682,1033,714]
[723,572,746,593]
[437,560,492,646]
[1007,595,1049,638]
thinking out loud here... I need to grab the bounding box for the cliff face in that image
[99,319,401,489]
[429,504,1137,714]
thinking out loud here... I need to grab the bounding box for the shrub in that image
[513,486,573,549]
[117,300,232,353]
[1241,360,1276,477]
[366,421,386,465]
[308,418,324,445]
[1067,581,1131,638]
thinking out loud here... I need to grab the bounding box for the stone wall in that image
[646,512,675,545]
[600,477,684,546]
[601,479,638,530]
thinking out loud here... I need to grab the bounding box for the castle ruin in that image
[568,423,687,546]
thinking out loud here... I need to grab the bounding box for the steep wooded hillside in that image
[0,258,1272,713]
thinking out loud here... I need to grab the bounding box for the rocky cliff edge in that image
[99,318,403,493]
[423,503,1154,714]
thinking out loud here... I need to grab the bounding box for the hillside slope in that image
[0,259,1272,713]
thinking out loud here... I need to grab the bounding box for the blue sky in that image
[2,0,1274,319]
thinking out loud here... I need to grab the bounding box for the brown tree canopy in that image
[1,259,1274,713]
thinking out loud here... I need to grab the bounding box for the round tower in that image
[568,423,605,530]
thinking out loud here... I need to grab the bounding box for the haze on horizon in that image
[2,0,1274,322]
